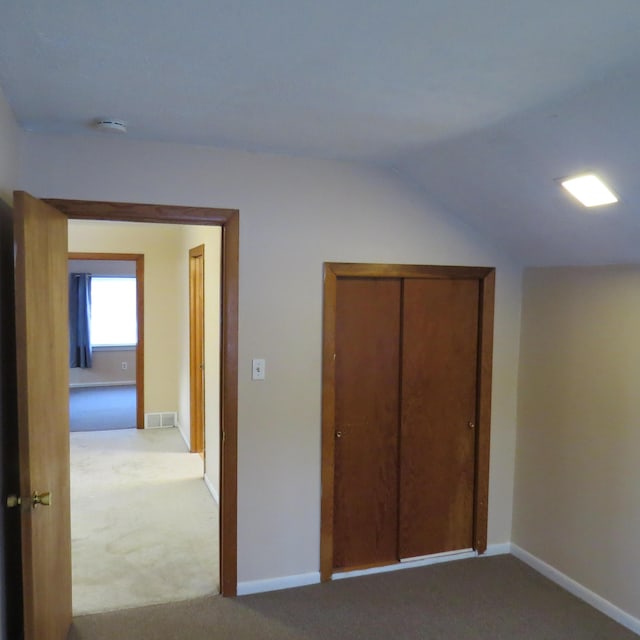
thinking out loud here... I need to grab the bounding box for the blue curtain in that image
[69,273,92,368]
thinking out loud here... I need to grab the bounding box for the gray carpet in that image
[68,555,638,639]
[69,385,136,431]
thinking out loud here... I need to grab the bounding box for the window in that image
[90,277,137,347]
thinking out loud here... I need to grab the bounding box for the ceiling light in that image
[560,173,618,207]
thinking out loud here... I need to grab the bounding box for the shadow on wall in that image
[0,198,23,639]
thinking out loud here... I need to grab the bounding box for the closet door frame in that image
[320,263,495,582]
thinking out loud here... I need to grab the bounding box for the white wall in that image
[0,87,19,205]
[514,266,640,621]
[69,349,136,387]
[69,259,136,276]
[21,132,522,584]
[0,85,20,640]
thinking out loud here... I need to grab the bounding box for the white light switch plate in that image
[252,358,266,380]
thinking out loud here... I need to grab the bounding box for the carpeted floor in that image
[70,428,219,615]
[69,385,137,431]
[68,555,637,639]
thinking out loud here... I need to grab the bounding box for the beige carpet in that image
[70,428,219,615]
[69,555,638,639]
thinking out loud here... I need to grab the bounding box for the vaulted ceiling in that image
[2,1,640,265]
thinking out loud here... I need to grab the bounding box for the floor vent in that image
[144,412,177,429]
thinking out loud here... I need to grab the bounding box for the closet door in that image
[333,278,401,570]
[399,278,479,559]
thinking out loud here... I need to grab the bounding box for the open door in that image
[13,191,71,639]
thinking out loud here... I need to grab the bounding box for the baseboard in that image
[176,423,190,449]
[333,549,474,580]
[69,381,136,388]
[511,544,640,635]
[237,544,510,596]
[203,473,219,504]
[333,545,510,581]
[233,543,640,635]
[483,542,512,556]
[237,572,320,596]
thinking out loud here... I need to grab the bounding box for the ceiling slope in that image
[2,1,640,264]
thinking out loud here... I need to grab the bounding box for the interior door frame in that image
[189,244,205,454]
[0,199,22,637]
[68,252,145,428]
[46,197,238,597]
[320,262,495,582]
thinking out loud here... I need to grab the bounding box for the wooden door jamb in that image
[189,244,206,454]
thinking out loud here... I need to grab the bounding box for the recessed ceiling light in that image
[560,173,618,207]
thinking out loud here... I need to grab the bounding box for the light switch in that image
[252,358,266,380]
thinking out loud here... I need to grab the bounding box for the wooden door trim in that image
[320,266,338,581]
[68,252,145,428]
[46,197,238,597]
[474,269,495,553]
[320,262,495,581]
[189,244,205,454]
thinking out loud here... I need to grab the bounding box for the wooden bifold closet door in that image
[326,265,493,576]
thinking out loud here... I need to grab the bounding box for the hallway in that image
[70,428,219,614]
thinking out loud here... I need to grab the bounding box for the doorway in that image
[48,198,239,598]
[68,253,144,432]
[320,262,495,580]
[65,223,222,613]
[11,194,239,635]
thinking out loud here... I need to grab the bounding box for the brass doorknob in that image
[32,491,51,507]
[336,430,343,439]
[6,495,21,508]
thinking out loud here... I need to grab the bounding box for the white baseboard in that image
[236,544,510,596]
[176,423,190,449]
[511,544,640,635]
[238,544,511,596]
[333,544,509,581]
[203,473,219,504]
[69,381,136,388]
[483,542,512,556]
[235,544,640,636]
[237,572,320,596]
